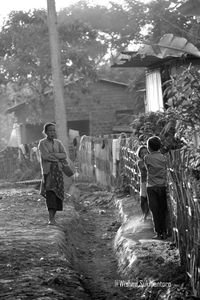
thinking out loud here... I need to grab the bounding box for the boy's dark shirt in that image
[144,151,167,187]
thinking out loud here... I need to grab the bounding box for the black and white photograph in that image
[0,0,200,299]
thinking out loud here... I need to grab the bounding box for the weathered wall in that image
[12,80,145,141]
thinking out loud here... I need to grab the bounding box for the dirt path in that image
[0,183,140,300]
[0,186,90,300]
[0,182,193,300]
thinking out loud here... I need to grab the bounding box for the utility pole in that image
[47,0,69,153]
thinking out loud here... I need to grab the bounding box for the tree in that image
[0,10,50,92]
[58,1,200,82]
[0,85,14,149]
[1,1,197,124]
[179,0,200,17]
[0,8,103,122]
[0,2,149,123]
[58,1,147,83]
[58,1,146,51]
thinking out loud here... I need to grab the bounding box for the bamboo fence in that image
[78,136,200,296]
[167,148,200,296]
[120,136,141,195]
[78,135,140,191]
[0,135,199,294]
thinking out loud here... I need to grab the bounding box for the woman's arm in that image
[53,153,66,159]
[38,141,58,162]
[53,140,67,160]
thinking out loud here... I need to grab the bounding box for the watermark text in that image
[114,280,171,288]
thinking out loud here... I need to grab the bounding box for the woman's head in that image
[137,145,148,159]
[147,136,161,152]
[43,122,56,139]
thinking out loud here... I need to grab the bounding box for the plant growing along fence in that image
[78,134,200,296]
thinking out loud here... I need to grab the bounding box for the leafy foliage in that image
[59,1,146,51]
[0,2,150,125]
[0,10,102,89]
[164,65,200,144]
[132,65,200,152]
[58,1,199,58]
[0,86,14,149]
[0,1,199,89]
[121,0,199,45]
[131,110,184,153]
[0,10,50,87]
[0,0,199,133]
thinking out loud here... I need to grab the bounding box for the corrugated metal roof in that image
[112,34,200,68]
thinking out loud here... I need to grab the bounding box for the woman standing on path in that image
[137,145,149,221]
[38,122,67,225]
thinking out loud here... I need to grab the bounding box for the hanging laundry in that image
[112,139,118,177]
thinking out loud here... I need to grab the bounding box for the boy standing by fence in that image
[144,136,168,240]
[137,145,149,221]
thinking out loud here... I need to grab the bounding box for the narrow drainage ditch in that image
[58,183,144,300]
[58,182,192,300]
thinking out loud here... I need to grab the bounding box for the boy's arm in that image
[137,160,143,172]
[144,155,148,167]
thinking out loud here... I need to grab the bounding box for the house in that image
[112,34,200,112]
[5,78,145,145]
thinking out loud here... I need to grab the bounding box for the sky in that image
[0,0,125,27]
[0,0,124,23]
[0,0,112,14]
[0,0,126,28]
[0,0,150,25]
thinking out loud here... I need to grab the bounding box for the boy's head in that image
[137,145,148,159]
[147,136,161,152]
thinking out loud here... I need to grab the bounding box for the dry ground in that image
[0,181,194,300]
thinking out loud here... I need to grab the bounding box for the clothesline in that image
[79,134,134,143]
